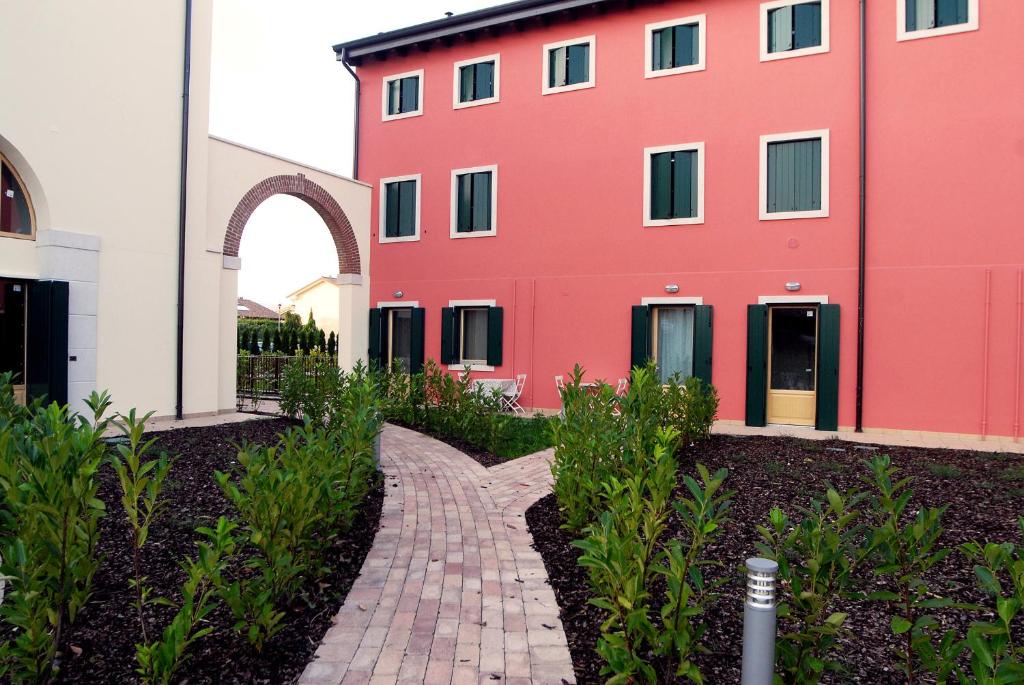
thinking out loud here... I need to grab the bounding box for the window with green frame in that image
[458,61,495,103]
[767,2,823,53]
[650,149,698,221]
[766,138,822,213]
[455,170,493,233]
[383,179,417,238]
[651,23,700,71]
[548,42,590,88]
[905,0,969,31]
[386,75,420,115]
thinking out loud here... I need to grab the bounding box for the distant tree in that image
[262,328,271,354]
[304,311,317,333]
[300,330,311,353]
[238,329,246,353]
[272,329,281,354]
[327,331,336,358]
[248,332,261,355]
[282,309,302,329]
[318,329,327,351]
[286,330,296,355]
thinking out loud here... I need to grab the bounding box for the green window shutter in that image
[674,24,697,67]
[486,306,503,366]
[768,139,821,213]
[936,0,965,27]
[475,61,494,99]
[368,308,382,368]
[457,174,472,232]
[410,308,426,374]
[460,64,475,102]
[650,152,672,220]
[400,76,419,112]
[745,304,768,427]
[654,27,674,70]
[768,6,793,53]
[630,305,651,370]
[793,2,822,49]
[673,150,696,219]
[384,183,400,237]
[567,43,589,84]
[388,79,401,115]
[692,305,713,386]
[549,46,566,87]
[26,280,69,406]
[440,307,456,364]
[471,172,491,230]
[398,180,416,236]
[815,304,840,431]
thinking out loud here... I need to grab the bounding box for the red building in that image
[335,0,1024,441]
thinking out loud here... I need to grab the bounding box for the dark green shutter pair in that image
[26,280,69,406]
[459,61,495,102]
[768,2,822,53]
[906,0,969,32]
[651,23,699,71]
[387,76,420,115]
[650,150,698,220]
[456,172,492,232]
[384,180,417,237]
[440,306,503,366]
[630,304,713,385]
[367,307,425,373]
[548,43,589,88]
[766,138,822,214]
[744,304,839,431]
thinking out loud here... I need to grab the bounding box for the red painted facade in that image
[355,0,1024,437]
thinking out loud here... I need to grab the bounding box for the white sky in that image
[210,0,495,307]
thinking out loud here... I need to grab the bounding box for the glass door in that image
[387,308,413,373]
[0,279,27,405]
[766,305,818,426]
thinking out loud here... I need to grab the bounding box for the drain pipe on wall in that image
[855,0,868,432]
[339,50,361,179]
[175,0,193,421]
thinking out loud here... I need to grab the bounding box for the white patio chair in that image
[555,375,566,417]
[615,378,628,396]
[504,374,527,415]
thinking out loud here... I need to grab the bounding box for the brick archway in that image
[223,173,361,275]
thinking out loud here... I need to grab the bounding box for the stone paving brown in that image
[298,423,575,685]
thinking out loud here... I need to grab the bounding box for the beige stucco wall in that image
[289,279,342,337]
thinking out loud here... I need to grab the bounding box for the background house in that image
[287,276,341,336]
[237,297,280,323]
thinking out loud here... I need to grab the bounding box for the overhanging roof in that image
[333,0,619,65]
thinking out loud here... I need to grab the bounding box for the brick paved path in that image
[298,424,576,685]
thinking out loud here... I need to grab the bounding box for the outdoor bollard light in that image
[742,557,778,685]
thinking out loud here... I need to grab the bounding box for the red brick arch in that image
[223,173,361,275]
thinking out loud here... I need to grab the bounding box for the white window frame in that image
[641,296,704,306]
[644,14,707,79]
[381,68,424,121]
[447,298,497,372]
[759,0,830,62]
[896,0,978,42]
[643,142,706,227]
[378,173,422,244]
[452,54,501,109]
[383,306,415,371]
[449,164,498,239]
[758,294,829,304]
[759,129,830,221]
[377,300,420,308]
[541,35,597,95]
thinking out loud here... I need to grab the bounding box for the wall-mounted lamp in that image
[664,284,680,294]
[392,290,404,298]
[785,282,801,292]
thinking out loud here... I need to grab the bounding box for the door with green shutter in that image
[630,303,712,384]
[745,305,768,427]
[766,306,818,426]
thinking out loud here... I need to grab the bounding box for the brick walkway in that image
[298,424,576,685]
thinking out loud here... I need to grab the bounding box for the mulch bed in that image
[51,418,384,685]
[388,419,506,467]
[527,434,1024,684]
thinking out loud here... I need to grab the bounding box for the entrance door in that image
[766,306,818,426]
[0,279,27,405]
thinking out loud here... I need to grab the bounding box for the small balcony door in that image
[766,305,818,426]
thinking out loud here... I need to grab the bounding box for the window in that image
[760,0,829,61]
[631,300,713,385]
[645,15,706,78]
[381,69,424,120]
[379,174,421,243]
[1,155,34,239]
[441,301,503,370]
[453,54,500,108]
[542,35,596,94]
[450,165,497,238]
[644,143,704,226]
[759,130,830,220]
[652,306,695,384]
[368,305,425,373]
[898,0,977,41]
[388,307,413,371]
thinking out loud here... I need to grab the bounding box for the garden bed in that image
[50,418,384,685]
[528,434,1024,684]
[390,414,554,467]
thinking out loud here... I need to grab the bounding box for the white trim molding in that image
[381,68,425,121]
[759,128,830,221]
[377,300,419,308]
[759,0,831,62]
[449,165,498,239]
[541,35,597,95]
[641,296,704,306]
[378,173,422,244]
[643,142,706,227]
[758,294,829,304]
[644,14,707,79]
[447,298,497,308]
[452,53,501,109]
[897,0,978,42]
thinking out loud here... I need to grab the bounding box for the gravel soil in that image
[50,418,384,685]
[527,434,1024,684]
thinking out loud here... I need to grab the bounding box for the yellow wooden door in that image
[766,306,818,426]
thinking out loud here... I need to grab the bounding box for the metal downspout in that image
[175,0,193,420]
[340,51,361,179]
[855,0,867,432]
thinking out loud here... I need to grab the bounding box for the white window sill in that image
[897,22,978,42]
[379,233,421,244]
[382,110,423,122]
[645,63,706,79]
[760,208,829,221]
[450,229,497,239]
[760,44,829,62]
[448,363,494,372]
[644,216,705,228]
[454,96,500,110]
[542,81,595,96]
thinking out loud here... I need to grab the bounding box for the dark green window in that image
[386,75,420,116]
[455,171,493,233]
[441,306,503,367]
[548,42,590,88]
[768,2,822,53]
[766,138,822,213]
[650,149,698,220]
[458,61,495,103]
[651,23,699,71]
[384,179,417,238]
[906,0,969,32]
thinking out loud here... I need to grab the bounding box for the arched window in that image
[1,154,34,239]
